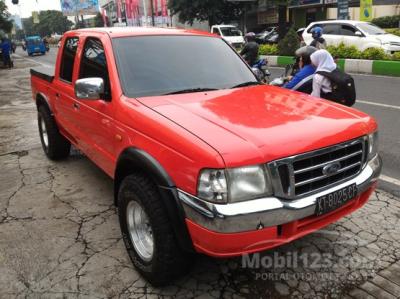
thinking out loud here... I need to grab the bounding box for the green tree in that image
[22,10,73,37]
[168,0,247,26]
[94,12,105,27]
[0,0,13,34]
[277,27,299,56]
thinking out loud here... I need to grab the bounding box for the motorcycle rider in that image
[310,27,326,49]
[283,46,317,93]
[240,32,259,66]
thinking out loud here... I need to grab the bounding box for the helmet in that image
[311,26,323,38]
[245,32,256,41]
[295,46,317,65]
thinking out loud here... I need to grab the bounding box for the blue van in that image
[25,36,46,56]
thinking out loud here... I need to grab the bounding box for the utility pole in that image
[142,0,147,26]
[149,0,155,26]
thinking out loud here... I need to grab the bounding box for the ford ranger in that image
[30,27,382,286]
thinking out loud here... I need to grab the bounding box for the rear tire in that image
[38,105,71,160]
[118,174,192,286]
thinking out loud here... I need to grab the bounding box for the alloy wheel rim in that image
[126,200,154,262]
[40,117,49,148]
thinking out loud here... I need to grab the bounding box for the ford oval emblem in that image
[322,162,341,175]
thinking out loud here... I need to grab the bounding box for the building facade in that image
[289,0,400,28]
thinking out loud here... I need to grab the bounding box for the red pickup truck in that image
[30,27,381,286]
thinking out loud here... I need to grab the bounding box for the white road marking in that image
[380,175,400,186]
[357,100,400,110]
[12,53,52,68]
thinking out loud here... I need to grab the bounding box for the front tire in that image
[38,105,71,160]
[118,174,192,286]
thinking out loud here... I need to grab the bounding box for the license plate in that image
[315,183,357,216]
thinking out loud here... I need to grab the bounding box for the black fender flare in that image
[36,92,53,115]
[114,147,194,252]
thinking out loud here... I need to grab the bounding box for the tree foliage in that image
[277,27,299,56]
[168,0,247,26]
[94,12,105,27]
[22,10,73,37]
[0,0,13,33]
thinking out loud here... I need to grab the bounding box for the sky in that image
[6,0,62,18]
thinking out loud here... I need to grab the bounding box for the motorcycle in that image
[251,58,271,83]
[269,63,295,87]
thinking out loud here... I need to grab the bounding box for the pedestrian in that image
[1,38,12,69]
[310,27,327,49]
[310,49,336,98]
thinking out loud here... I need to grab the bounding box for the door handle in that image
[73,103,80,110]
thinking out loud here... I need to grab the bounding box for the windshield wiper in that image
[231,81,261,89]
[163,88,218,95]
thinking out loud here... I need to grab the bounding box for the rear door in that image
[320,23,342,46]
[53,36,81,144]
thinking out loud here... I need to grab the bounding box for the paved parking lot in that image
[1,55,400,298]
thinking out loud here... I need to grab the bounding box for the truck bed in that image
[30,66,55,83]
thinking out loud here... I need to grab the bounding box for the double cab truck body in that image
[30,27,381,286]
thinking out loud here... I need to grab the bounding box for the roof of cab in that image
[72,26,215,38]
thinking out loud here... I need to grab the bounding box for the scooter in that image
[269,63,295,87]
[251,58,271,83]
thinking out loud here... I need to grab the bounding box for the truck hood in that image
[135,85,376,167]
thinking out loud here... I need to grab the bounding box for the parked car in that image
[303,20,400,54]
[30,27,381,286]
[255,26,277,44]
[211,24,245,49]
[25,35,47,56]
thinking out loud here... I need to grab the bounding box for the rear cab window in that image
[59,37,79,83]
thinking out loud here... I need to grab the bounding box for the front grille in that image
[390,42,400,47]
[268,137,367,199]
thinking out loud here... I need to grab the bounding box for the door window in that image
[322,24,340,35]
[79,37,111,100]
[59,37,79,83]
[341,25,357,36]
[212,28,220,35]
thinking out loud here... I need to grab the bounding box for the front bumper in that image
[382,44,400,54]
[179,154,381,257]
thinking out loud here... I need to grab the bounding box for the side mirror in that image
[355,31,363,37]
[75,77,104,100]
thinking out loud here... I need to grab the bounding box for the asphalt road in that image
[15,47,400,196]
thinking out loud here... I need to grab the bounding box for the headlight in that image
[197,165,273,203]
[197,169,227,203]
[367,131,379,160]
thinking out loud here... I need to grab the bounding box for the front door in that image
[73,36,116,175]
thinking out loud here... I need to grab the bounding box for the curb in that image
[261,55,400,77]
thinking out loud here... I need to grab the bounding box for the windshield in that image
[112,36,256,98]
[357,23,386,35]
[220,27,242,37]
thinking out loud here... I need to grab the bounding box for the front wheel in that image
[38,105,71,160]
[118,174,192,286]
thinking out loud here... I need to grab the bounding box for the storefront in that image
[289,0,326,28]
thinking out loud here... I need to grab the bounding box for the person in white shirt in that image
[310,49,337,98]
